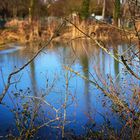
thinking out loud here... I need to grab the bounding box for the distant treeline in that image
[0,0,48,19]
[0,0,139,26]
[0,0,121,18]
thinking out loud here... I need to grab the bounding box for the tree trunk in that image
[29,0,34,41]
[13,7,17,19]
[113,0,121,26]
[102,0,106,20]
[29,0,34,24]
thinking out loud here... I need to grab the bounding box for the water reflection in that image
[0,40,138,138]
[78,40,92,123]
[29,43,38,96]
[113,47,120,80]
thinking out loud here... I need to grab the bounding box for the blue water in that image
[0,40,139,139]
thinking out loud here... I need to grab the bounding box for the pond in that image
[0,40,139,139]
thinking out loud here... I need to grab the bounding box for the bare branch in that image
[0,21,66,103]
[64,65,130,113]
[121,55,140,80]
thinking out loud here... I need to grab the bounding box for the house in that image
[90,13,112,24]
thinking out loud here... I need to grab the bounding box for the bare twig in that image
[121,55,140,80]
[64,18,140,81]
[64,66,130,112]
[64,18,123,64]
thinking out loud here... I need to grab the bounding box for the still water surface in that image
[0,40,138,139]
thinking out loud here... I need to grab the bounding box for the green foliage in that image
[80,0,90,19]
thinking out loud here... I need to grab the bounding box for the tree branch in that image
[0,21,66,103]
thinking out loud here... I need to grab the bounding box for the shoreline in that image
[0,20,138,46]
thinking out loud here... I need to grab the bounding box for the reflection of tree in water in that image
[113,47,119,79]
[28,43,41,124]
[60,39,98,128]
[30,61,38,97]
[78,40,93,125]
[101,48,105,75]
[80,52,89,94]
[26,42,38,97]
